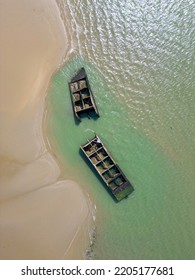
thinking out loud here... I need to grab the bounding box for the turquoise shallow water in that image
[47,0,195,259]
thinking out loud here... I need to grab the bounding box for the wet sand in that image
[0,0,91,259]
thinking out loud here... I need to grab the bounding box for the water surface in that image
[47,0,195,259]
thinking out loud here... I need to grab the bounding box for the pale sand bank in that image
[0,0,93,259]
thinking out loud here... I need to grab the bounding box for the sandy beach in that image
[0,0,92,259]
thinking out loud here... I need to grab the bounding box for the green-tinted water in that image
[46,0,195,259]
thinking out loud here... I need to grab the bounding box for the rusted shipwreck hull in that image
[80,135,134,202]
[69,68,99,121]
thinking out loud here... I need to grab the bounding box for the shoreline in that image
[0,0,94,259]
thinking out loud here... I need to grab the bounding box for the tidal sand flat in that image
[0,0,92,259]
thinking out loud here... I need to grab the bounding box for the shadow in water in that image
[73,111,100,125]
